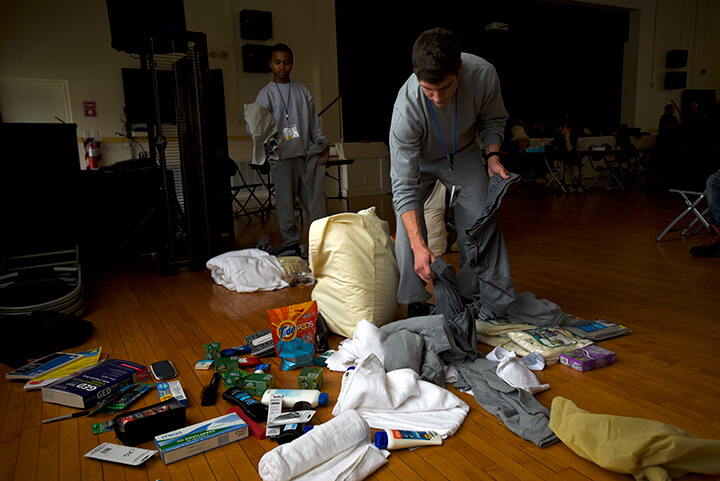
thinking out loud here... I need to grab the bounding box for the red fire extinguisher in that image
[87,143,99,170]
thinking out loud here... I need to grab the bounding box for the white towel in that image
[206,249,289,293]
[333,353,469,438]
[495,351,550,395]
[326,320,387,372]
[258,410,386,481]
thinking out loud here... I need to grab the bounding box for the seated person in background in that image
[501,123,531,154]
[500,122,531,173]
[657,103,681,147]
[689,169,720,258]
[551,113,582,190]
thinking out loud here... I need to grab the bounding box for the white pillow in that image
[308,208,400,338]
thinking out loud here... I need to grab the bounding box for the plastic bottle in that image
[261,389,329,408]
[373,429,443,450]
[277,401,313,445]
[221,387,268,423]
[339,366,355,397]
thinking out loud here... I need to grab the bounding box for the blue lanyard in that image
[426,93,457,171]
[274,80,291,122]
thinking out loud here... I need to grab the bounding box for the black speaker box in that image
[666,49,688,69]
[106,0,187,55]
[240,10,272,40]
[242,44,273,73]
[664,71,687,90]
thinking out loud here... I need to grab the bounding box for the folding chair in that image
[655,189,711,241]
[542,153,568,193]
[230,160,270,221]
[585,149,623,191]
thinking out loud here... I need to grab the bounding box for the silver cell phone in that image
[150,360,177,381]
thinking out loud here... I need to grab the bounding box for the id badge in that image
[449,184,462,207]
[283,124,300,140]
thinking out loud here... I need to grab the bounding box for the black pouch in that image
[113,398,186,446]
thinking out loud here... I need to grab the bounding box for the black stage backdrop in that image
[336,0,629,142]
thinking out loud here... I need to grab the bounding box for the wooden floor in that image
[2,186,719,481]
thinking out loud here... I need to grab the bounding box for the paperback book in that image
[5,352,85,380]
[23,348,104,391]
[42,359,150,409]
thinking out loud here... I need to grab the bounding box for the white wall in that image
[0,0,338,167]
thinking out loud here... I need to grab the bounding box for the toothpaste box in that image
[157,380,188,407]
[242,373,275,396]
[298,366,323,390]
[559,345,616,372]
[154,413,248,464]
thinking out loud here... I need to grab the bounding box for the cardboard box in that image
[243,373,275,396]
[298,367,323,389]
[560,345,616,372]
[154,413,248,464]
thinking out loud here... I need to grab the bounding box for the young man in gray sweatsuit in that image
[389,27,513,317]
[254,43,329,249]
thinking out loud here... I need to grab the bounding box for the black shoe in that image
[408,302,434,318]
[690,233,720,258]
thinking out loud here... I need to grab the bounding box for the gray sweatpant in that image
[270,155,327,245]
[395,143,511,306]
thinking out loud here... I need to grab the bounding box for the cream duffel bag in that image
[308,207,399,338]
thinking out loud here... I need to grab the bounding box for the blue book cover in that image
[42,359,150,409]
[5,352,85,380]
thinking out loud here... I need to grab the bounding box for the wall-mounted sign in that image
[83,100,97,118]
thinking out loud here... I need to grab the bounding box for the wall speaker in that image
[240,10,273,40]
[664,71,687,90]
[106,0,187,55]
[666,49,688,69]
[242,44,273,73]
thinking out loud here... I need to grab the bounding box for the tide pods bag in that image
[268,301,318,371]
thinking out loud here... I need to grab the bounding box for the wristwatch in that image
[484,151,501,161]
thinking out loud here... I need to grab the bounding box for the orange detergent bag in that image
[268,301,318,371]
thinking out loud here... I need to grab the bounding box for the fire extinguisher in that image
[87,143,99,170]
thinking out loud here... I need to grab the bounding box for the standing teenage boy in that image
[254,43,330,250]
[390,28,513,318]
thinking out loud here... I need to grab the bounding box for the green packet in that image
[203,342,221,360]
[219,369,251,389]
[92,419,115,435]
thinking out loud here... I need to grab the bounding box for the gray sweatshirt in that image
[255,80,328,160]
[389,53,508,216]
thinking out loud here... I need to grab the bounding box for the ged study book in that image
[42,359,150,409]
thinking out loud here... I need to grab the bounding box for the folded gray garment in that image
[504,292,566,327]
[384,330,424,374]
[455,358,559,448]
[380,315,465,386]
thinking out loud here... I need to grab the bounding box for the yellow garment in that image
[549,397,720,481]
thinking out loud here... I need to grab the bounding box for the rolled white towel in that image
[258,409,381,481]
